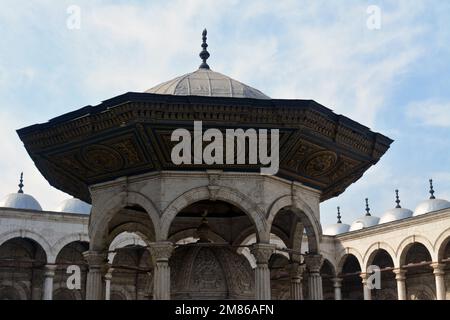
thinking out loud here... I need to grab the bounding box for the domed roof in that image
[146,29,270,100]
[323,223,351,236]
[170,244,254,299]
[349,215,380,231]
[0,173,42,211]
[413,179,450,216]
[414,199,450,216]
[0,193,42,211]
[379,208,413,224]
[55,198,91,215]
[349,198,379,231]
[323,207,350,236]
[379,190,413,224]
[146,68,270,99]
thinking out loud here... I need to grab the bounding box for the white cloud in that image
[407,100,450,128]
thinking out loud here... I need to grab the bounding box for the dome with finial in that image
[349,198,380,231]
[413,179,450,216]
[379,189,413,224]
[323,206,351,236]
[146,29,270,100]
[55,198,91,215]
[0,173,42,211]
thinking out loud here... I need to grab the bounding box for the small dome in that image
[413,179,450,216]
[0,193,42,211]
[413,198,450,216]
[349,215,380,231]
[146,29,270,100]
[379,189,413,224]
[379,208,413,224]
[323,223,351,236]
[55,198,91,215]
[146,68,270,99]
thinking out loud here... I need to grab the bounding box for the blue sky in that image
[0,0,449,227]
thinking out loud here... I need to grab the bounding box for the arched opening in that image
[321,259,336,300]
[54,241,89,300]
[167,200,258,300]
[401,242,434,300]
[438,237,450,299]
[109,232,153,300]
[0,237,47,300]
[367,249,396,300]
[339,254,363,300]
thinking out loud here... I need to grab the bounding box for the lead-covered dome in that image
[0,173,42,211]
[146,29,270,100]
[349,198,379,231]
[55,198,91,215]
[0,193,42,211]
[323,207,351,236]
[146,68,270,99]
[413,179,450,216]
[379,190,413,224]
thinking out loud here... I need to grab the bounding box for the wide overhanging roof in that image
[17,92,393,203]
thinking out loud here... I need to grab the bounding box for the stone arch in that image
[160,186,268,242]
[0,230,52,263]
[0,280,29,300]
[52,233,89,261]
[108,231,148,264]
[434,227,450,261]
[107,222,154,246]
[409,284,436,300]
[266,195,321,253]
[337,248,363,274]
[89,191,160,251]
[396,236,435,266]
[169,228,226,244]
[363,242,397,269]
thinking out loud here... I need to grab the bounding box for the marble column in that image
[431,263,446,300]
[250,243,275,300]
[304,254,324,300]
[83,251,107,300]
[104,268,113,300]
[331,277,343,300]
[149,242,174,300]
[42,264,57,300]
[287,262,305,300]
[393,268,407,300]
[360,273,372,300]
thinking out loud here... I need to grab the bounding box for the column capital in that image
[430,262,445,275]
[304,254,324,273]
[44,264,57,277]
[250,243,276,265]
[149,242,174,262]
[83,250,108,267]
[287,262,306,279]
[360,272,369,283]
[393,268,407,280]
[331,277,343,288]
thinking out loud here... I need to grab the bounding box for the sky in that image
[0,0,449,227]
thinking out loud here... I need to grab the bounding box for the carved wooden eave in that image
[17,92,393,203]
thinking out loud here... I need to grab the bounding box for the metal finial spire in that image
[365,198,371,216]
[199,29,210,69]
[395,189,401,208]
[429,179,436,199]
[18,172,24,194]
[337,206,342,224]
